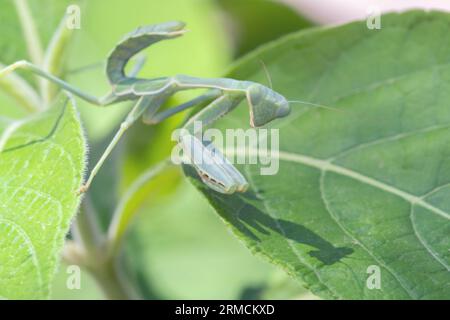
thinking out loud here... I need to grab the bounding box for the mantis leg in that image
[179,94,248,194]
[0,60,110,106]
[79,95,154,193]
[128,54,147,77]
[183,94,243,132]
[142,89,221,124]
[66,55,146,77]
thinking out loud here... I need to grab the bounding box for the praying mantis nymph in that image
[0,21,296,194]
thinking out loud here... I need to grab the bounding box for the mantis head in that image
[246,83,290,127]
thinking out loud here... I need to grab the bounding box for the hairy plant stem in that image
[84,250,134,300]
[72,198,102,253]
[70,199,136,300]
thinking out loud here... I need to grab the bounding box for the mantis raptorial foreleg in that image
[143,89,221,124]
[179,94,248,194]
[84,89,223,193]
[183,94,243,132]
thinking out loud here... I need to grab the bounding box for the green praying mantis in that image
[0,21,303,194]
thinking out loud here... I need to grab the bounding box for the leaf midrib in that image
[232,147,449,298]
[232,148,450,221]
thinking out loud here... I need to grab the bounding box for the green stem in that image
[14,0,44,65]
[86,255,135,300]
[70,198,135,299]
[0,62,42,113]
[72,199,102,254]
[14,0,46,96]
[71,160,175,299]
[42,13,74,105]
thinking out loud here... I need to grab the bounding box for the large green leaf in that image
[0,95,86,299]
[186,11,450,299]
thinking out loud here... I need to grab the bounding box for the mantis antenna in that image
[259,59,273,89]
[288,100,344,112]
[258,59,343,113]
[66,61,104,76]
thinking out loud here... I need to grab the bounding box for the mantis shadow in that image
[184,166,353,265]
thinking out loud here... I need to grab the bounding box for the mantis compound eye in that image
[246,84,290,127]
[276,98,290,118]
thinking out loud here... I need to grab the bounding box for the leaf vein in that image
[319,170,416,298]
[410,206,450,271]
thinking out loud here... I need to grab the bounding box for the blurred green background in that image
[0,0,315,299]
